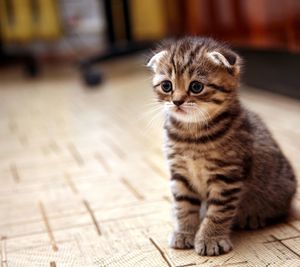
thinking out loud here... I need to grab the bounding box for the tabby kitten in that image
[147,37,296,256]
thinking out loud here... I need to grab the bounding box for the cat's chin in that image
[169,110,203,124]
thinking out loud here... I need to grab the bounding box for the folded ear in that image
[207,50,238,68]
[147,50,167,72]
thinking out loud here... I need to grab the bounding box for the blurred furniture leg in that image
[79,0,151,87]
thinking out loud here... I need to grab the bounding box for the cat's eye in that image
[161,81,172,93]
[189,81,204,94]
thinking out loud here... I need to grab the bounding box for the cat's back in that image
[242,106,296,183]
[242,107,280,153]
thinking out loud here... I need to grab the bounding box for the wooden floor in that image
[0,57,300,267]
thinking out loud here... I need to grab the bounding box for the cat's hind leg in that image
[234,189,293,230]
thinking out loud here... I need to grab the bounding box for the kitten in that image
[147,37,297,256]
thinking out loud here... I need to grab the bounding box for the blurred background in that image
[1,0,300,96]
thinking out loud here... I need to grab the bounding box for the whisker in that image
[138,105,164,122]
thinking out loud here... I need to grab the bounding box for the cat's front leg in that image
[194,174,242,256]
[169,173,201,249]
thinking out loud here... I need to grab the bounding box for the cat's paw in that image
[194,235,232,256]
[168,231,195,249]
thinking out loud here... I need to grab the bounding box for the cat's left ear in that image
[147,50,167,72]
[207,50,241,74]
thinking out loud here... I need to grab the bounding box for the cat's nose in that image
[173,100,184,106]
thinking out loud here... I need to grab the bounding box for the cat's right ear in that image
[147,50,167,72]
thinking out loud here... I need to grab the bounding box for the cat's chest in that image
[165,139,214,199]
[186,158,210,199]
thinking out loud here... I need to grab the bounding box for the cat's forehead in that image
[156,39,223,76]
[170,38,220,60]
[157,44,212,78]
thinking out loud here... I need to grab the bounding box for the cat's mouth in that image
[174,106,188,114]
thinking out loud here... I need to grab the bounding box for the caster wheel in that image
[82,68,102,87]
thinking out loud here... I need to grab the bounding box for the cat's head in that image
[147,37,242,123]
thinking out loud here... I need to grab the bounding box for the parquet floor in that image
[0,56,300,267]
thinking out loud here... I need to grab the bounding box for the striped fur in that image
[148,37,297,256]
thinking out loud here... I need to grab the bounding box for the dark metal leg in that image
[79,0,152,87]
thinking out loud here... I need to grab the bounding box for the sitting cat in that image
[147,37,297,256]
